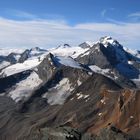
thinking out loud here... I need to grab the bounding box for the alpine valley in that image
[0,36,140,140]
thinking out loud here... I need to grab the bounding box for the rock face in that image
[19,47,47,63]
[18,49,30,63]
[79,42,92,49]
[77,43,111,68]
[94,126,139,140]
[41,126,139,140]
[0,37,140,140]
[0,70,32,93]
[0,76,139,139]
[76,37,140,88]
[6,53,19,64]
[76,37,139,79]
[37,53,57,82]
[41,127,81,140]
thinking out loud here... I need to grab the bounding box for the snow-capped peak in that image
[99,36,129,63]
[30,47,47,54]
[30,47,47,52]
[100,36,119,47]
[30,47,41,51]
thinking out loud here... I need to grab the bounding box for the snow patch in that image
[89,65,110,73]
[130,116,134,119]
[80,51,90,57]
[128,61,133,65]
[98,113,102,116]
[14,54,21,61]
[77,94,84,99]
[70,97,74,101]
[84,95,90,99]
[85,41,95,47]
[89,65,118,80]
[77,79,82,86]
[95,46,100,52]
[124,47,140,59]
[85,98,90,102]
[100,98,106,105]
[76,92,89,100]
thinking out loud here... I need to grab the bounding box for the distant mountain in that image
[49,43,89,58]
[76,36,140,87]
[0,37,140,140]
[79,41,94,48]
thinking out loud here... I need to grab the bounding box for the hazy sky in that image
[0,0,140,49]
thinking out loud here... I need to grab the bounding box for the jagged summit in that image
[30,46,47,51]
[29,46,47,55]
[56,44,71,49]
[100,36,121,47]
[80,36,120,49]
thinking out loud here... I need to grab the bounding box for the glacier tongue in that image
[8,71,43,102]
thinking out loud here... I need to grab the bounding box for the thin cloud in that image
[101,8,115,18]
[106,18,126,25]
[101,9,107,17]
[3,9,66,22]
[0,17,140,49]
[4,9,38,20]
[13,11,37,19]
[128,12,140,17]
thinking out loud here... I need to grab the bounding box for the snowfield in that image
[0,57,42,77]
[89,65,118,80]
[49,45,89,58]
[56,56,82,69]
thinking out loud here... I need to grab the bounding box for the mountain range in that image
[0,36,140,140]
